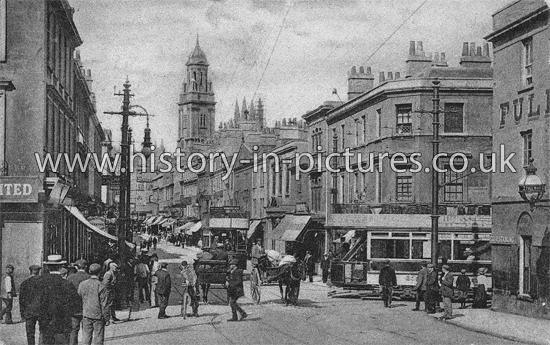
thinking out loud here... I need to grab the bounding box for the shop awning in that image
[176,222,195,232]
[64,205,118,241]
[145,216,159,225]
[186,221,202,235]
[143,216,154,224]
[151,216,165,225]
[344,230,356,243]
[247,220,262,239]
[275,215,311,242]
[162,219,175,227]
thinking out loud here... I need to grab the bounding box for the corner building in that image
[486,0,550,319]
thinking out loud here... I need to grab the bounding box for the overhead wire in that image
[251,0,293,104]
[280,0,430,118]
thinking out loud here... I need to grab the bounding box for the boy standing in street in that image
[226,259,247,321]
[0,264,16,324]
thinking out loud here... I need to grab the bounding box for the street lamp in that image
[193,201,201,219]
[129,104,152,159]
[518,158,546,211]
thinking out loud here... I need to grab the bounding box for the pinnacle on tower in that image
[257,97,264,129]
[249,99,256,120]
[241,97,247,119]
[234,99,240,121]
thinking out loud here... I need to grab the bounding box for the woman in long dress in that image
[472,268,489,308]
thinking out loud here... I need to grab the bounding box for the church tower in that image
[178,36,216,148]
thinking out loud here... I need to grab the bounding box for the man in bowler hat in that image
[67,259,90,345]
[155,262,172,319]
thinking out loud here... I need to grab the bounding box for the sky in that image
[70,0,512,151]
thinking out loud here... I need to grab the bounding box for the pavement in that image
[1,238,549,344]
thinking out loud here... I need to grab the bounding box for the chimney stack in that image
[347,65,374,100]
[406,40,432,77]
[460,41,492,68]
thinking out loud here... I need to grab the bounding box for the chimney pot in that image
[477,46,482,56]
[379,71,385,83]
[359,66,364,74]
[441,52,446,61]
[366,66,372,75]
[417,41,424,55]
[470,42,476,56]
[409,41,416,56]
[87,69,92,77]
[483,43,490,57]
[434,52,439,61]
[395,72,401,79]
[351,66,357,75]
[462,42,469,57]
[387,72,393,80]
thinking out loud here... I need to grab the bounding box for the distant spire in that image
[241,97,247,119]
[234,99,240,121]
[196,33,199,46]
[257,97,264,129]
[249,99,256,120]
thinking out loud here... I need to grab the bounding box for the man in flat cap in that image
[155,262,172,319]
[0,263,16,324]
[425,263,439,314]
[378,260,396,308]
[78,263,110,345]
[180,261,199,317]
[226,259,247,321]
[439,264,454,320]
[413,261,428,311]
[455,268,471,309]
[102,262,119,322]
[67,259,90,345]
[19,265,43,345]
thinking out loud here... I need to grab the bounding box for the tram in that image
[330,229,492,300]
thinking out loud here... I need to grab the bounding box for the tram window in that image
[439,240,452,261]
[412,240,430,259]
[371,239,409,259]
[453,240,491,261]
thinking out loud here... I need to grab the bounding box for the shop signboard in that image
[0,176,40,203]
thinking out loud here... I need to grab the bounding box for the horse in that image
[277,260,304,306]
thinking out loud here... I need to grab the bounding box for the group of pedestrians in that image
[0,257,116,345]
[379,260,491,320]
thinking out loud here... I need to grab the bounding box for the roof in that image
[187,36,208,66]
[420,66,493,79]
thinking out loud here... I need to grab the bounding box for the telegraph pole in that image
[430,79,441,266]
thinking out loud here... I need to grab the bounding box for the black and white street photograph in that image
[1,0,550,344]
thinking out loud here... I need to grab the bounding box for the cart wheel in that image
[250,267,261,304]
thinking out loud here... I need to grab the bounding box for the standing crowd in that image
[379,260,491,320]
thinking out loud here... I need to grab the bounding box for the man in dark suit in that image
[440,264,454,320]
[378,260,397,308]
[40,265,81,345]
[412,261,427,311]
[155,262,172,319]
[67,260,90,345]
[19,265,43,345]
[226,259,247,321]
[425,263,439,314]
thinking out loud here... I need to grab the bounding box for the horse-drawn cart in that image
[194,259,229,303]
[250,255,304,305]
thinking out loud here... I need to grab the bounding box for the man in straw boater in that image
[226,258,248,322]
[19,264,43,345]
[40,255,80,345]
[180,261,199,317]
